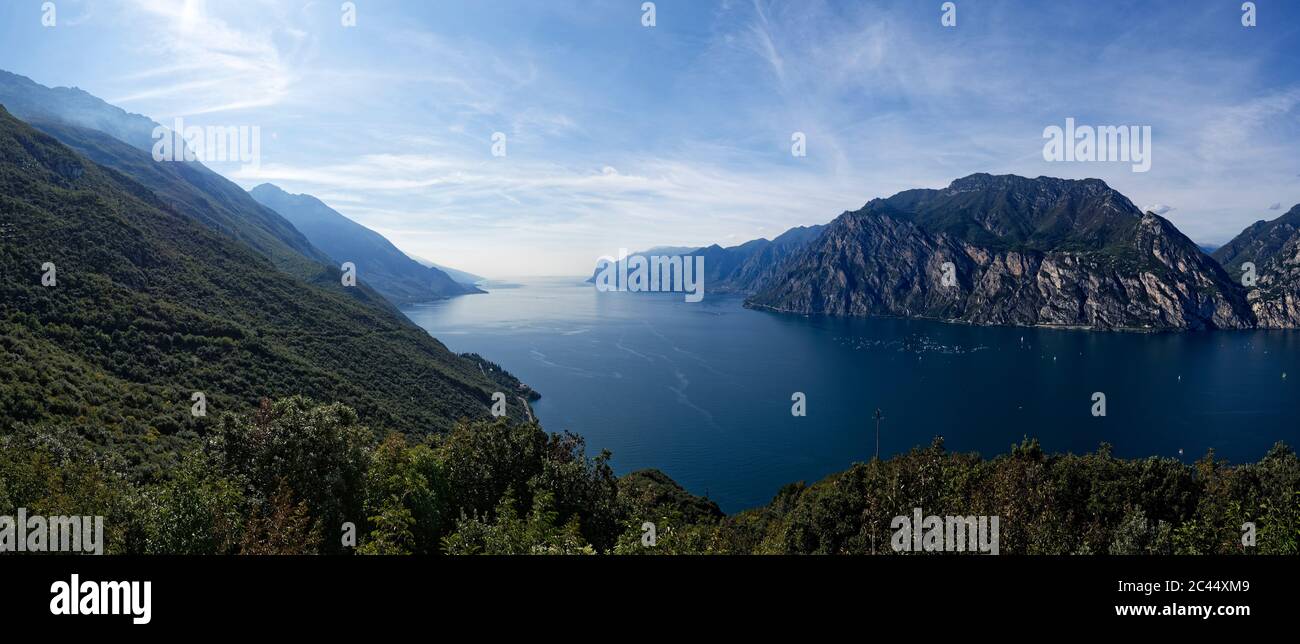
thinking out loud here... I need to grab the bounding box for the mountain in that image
[718,225,826,292]
[0,70,336,282]
[586,246,703,283]
[0,107,526,478]
[408,255,486,286]
[250,184,482,304]
[0,69,157,150]
[747,174,1254,330]
[1212,205,1300,279]
[584,227,824,294]
[1214,204,1300,327]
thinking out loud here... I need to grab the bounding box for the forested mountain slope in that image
[0,70,335,282]
[0,107,524,478]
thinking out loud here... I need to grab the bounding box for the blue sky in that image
[2,0,1299,276]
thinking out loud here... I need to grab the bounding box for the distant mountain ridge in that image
[407,255,485,286]
[747,174,1254,330]
[585,226,825,294]
[250,183,483,304]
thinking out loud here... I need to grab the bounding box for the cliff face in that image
[1242,227,1300,328]
[1248,235,1300,327]
[1212,205,1300,281]
[746,174,1254,330]
[1212,205,1300,328]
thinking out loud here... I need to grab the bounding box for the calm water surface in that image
[403,277,1299,512]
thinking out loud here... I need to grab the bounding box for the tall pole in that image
[873,408,884,461]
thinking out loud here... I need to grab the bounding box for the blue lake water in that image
[403,277,1300,512]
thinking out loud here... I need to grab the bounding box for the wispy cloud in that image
[111,0,305,116]
[233,148,867,276]
[7,0,1298,276]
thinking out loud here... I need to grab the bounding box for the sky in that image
[2,0,1299,277]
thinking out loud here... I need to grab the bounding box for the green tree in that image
[359,434,448,555]
[442,490,593,555]
[144,451,243,555]
[209,396,373,553]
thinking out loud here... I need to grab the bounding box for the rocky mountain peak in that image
[745,174,1253,330]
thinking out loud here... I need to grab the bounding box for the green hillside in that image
[0,70,338,283]
[0,106,524,480]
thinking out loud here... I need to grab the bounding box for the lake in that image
[403,277,1300,512]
